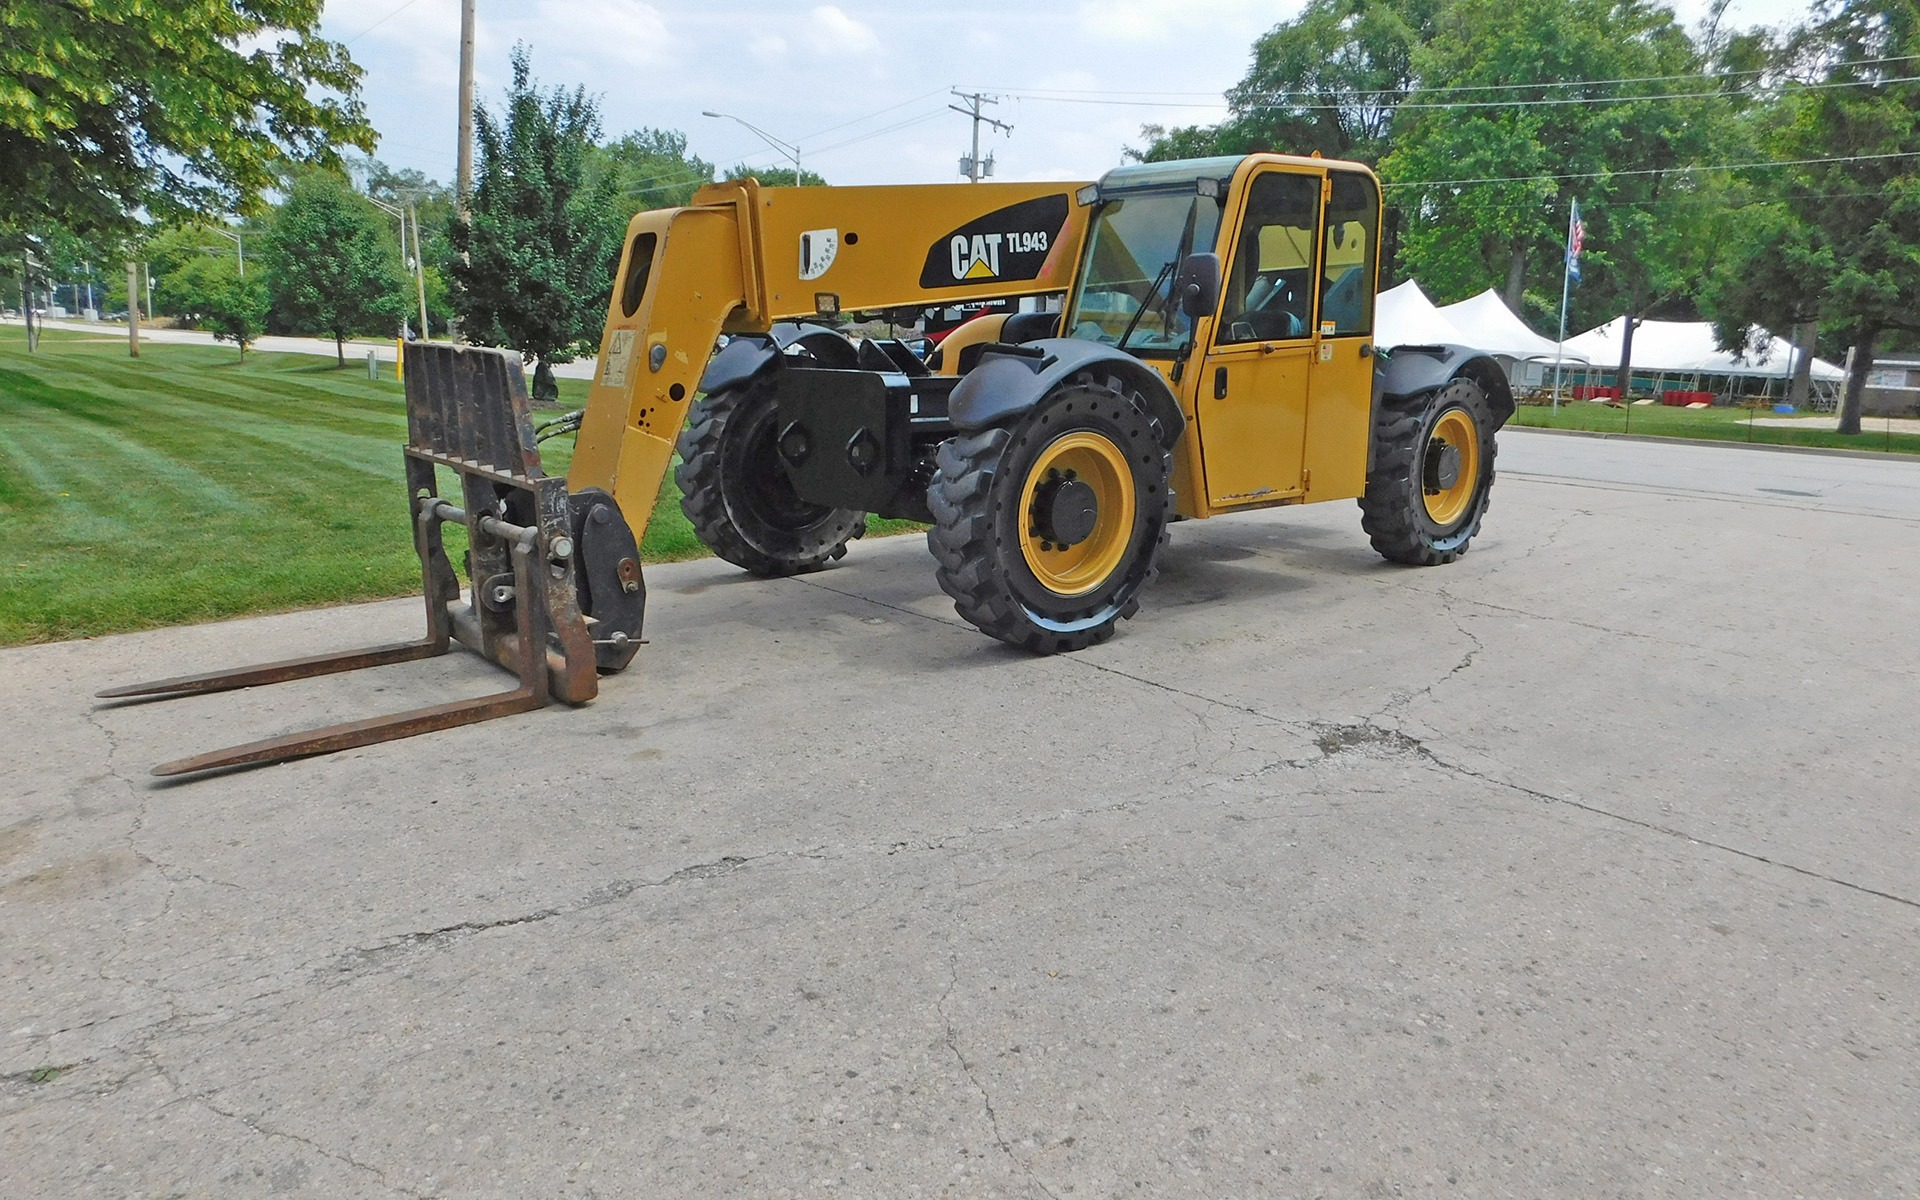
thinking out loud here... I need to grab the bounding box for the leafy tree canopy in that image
[1131,0,1440,164]
[1707,0,1920,431]
[592,128,716,212]
[722,164,828,188]
[1383,0,1719,325]
[451,46,622,400]
[262,170,405,365]
[0,0,374,236]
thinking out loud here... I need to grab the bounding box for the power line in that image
[1384,149,1920,190]
[810,109,949,156]
[961,53,1920,106]
[799,86,952,141]
[342,0,426,45]
[987,72,1914,114]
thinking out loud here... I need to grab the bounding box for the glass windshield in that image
[1066,191,1223,356]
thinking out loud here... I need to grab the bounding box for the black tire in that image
[675,381,866,576]
[1359,376,1498,566]
[926,373,1172,653]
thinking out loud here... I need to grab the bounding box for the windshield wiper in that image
[1116,259,1177,353]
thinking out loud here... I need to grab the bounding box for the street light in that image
[702,110,803,184]
[210,226,244,277]
[369,195,431,340]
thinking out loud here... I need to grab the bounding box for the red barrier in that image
[1662,390,1713,406]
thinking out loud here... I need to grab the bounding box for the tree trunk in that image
[1380,204,1404,290]
[1618,312,1640,402]
[1504,236,1526,313]
[1837,326,1877,436]
[531,359,558,402]
[1789,321,1815,410]
[335,332,345,368]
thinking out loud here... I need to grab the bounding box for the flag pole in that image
[1551,199,1577,413]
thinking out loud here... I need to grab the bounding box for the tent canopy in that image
[1561,318,1844,381]
[1375,280,1468,348]
[1437,290,1584,363]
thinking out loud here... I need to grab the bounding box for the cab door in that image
[1301,170,1384,502]
[1195,167,1323,508]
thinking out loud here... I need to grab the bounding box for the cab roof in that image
[1094,153,1374,198]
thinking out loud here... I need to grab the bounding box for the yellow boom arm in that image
[567,178,1092,535]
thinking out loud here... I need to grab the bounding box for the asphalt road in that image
[3,432,1916,1198]
[8,318,600,379]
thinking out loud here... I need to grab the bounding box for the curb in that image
[1505,424,1920,464]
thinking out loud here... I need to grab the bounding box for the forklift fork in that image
[97,345,604,778]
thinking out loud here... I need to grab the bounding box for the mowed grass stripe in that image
[0,330,721,644]
[1,371,252,514]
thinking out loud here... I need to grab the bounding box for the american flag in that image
[1566,199,1585,283]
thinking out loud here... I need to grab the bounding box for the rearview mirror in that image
[1176,252,1221,319]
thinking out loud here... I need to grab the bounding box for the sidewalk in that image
[6,316,600,380]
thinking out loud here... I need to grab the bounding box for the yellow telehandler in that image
[102,153,1513,776]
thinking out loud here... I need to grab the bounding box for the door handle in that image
[1214,366,1228,399]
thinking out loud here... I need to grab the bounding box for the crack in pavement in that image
[196,1093,438,1199]
[332,851,788,972]
[793,551,1917,909]
[936,957,1062,1200]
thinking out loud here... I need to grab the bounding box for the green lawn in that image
[1509,397,1920,455]
[0,328,916,645]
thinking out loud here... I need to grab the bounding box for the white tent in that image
[1375,280,1469,348]
[1437,290,1584,363]
[1561,318,1844,382]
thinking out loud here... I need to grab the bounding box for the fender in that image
[948,338,1187,449]
[1372,343,1516,426]
[696,322,859,394]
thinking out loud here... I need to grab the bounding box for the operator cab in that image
[1062,153,1385,510]
[1065,154,1380,360]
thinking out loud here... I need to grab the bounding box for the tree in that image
[0,1,373,237]
[1384,0,1721,331]
[450,47,622,401]
[593,129,716,212]
[262,171,405,366]
[1759,1,1918,432]
[722,164,827,188]
[1132,0,1438,165]
[1701,201,1832,408]
[154,250,267,358]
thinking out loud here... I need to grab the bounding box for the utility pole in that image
[410,204,430,338]
[21,251,36,353]
[126,260,140,357]
[456,0,476,215]
[950,91,1011,182]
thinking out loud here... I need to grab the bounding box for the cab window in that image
[1319,172,1379,337]
[1217,172,1321,345]
[1067,191,1223,355]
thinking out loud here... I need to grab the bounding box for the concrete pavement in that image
[3,432,1917,1197]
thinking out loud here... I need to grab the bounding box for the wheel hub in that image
[1031,470,1099,549]
[1424,439,1462,492]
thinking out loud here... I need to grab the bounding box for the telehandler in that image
[102,152,1513,776]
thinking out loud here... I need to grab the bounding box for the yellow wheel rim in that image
[1018,431,1137,597]
[1422,408,1482,527]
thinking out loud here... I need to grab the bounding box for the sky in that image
[318,0,1829,191]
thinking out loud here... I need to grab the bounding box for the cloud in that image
[530,0,674,63]
[1075,0,1276,44]
[801,5,881,56]
[748,32,788,63]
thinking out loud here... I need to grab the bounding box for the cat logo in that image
[950,233,1004,281]
[919,193,1070,290]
